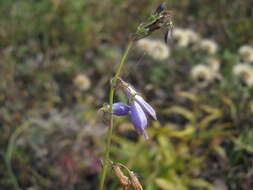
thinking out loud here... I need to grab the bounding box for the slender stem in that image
[115,41,133,79]
[99,41,133,190]
[99,87,115,190]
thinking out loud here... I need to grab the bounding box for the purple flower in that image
[125,85,137,99]
[116,78,157,139]
[135,95,157,120]
[112,102,130,116]
[130,101,149,139]
[124,84,157,120]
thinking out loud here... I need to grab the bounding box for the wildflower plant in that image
[98,2,173,189]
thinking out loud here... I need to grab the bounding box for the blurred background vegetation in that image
[1,0,253,189]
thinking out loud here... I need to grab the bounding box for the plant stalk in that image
[99,41,133,190]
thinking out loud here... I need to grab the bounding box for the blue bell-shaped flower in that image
[112,102,130,116]
[130,101,148,139]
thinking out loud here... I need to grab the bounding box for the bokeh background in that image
[1,0,253,189]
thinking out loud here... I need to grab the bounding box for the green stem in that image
[115,41,133,79]
[99,41,133,190]
[5,120,32,190]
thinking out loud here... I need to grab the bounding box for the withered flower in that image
[133,2,174,44]
[112,163,131,189]
[112,162,143,190]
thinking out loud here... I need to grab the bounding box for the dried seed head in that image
[115,162,144,190]
[128,171,143,190]
[154,2,167,15]
[134,3,174,41]
[112,163,131,189]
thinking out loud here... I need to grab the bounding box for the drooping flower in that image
[238,45,253,63]
[135,95,157,120]
[111,99,152,139]
[130,101,148,139]
[122,81,157,120]
[112,102,130,116]
[117,79,157,139]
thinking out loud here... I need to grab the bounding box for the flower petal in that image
[125,85,138,99]
[135,95,157,120]
[112,102,130,116]
[130,101,148,139]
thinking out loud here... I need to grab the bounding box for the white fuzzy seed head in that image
[172,28,189,47]
[172,28,185,39]
[74,74,91,91]
[184,29,200,44]
[233,63,253,87]
[136,39,169,60]
[149,40,170,60]
[238,45,253,63]
[191,64,214,86]
[199,39,218,54]
[136,38,154,53]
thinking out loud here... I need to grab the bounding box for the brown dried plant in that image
[111,161,143,190]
